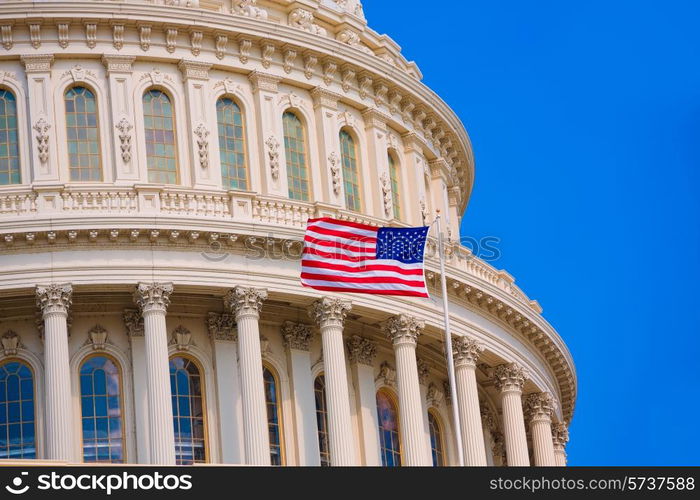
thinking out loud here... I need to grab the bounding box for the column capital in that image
[134,282,173,314]
[224,286,267,319]
[36,284,72,316]
[452,336,484,368]
[493,362,527,394]
[383,314,424,347]
[101,54,135,74]
[178,59,212,81]
[123,309,144,337]
[525,392,556,423]
[308,297,351,327]
[207,312,237,342]
[21,54,54,73]
[310,86,340,110]
[346,335,376,366]
[281,321,313,351]
[551,422,570,447]
[480,404,497,432]
[248,70,281,93]
[416,357,430,385]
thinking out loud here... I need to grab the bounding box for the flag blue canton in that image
[375,226,430,264]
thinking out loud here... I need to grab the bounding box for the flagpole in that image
[434,211,465,466]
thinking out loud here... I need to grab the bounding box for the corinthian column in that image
[525,392,557,466]
[309,297,356,466]
[224,286,270,465]
[346,336,381,465]
[453,336,487,466]
[36,284,74,461]
[552,422,570,466]
[134,282,176,465]
[493,363,530,466]
[384,314,431,466]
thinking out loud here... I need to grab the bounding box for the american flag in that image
[300,217,430,297]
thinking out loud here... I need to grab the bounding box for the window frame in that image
[263,362,286,466]
[142,87,180,185]
[338,128,363,212]
[216,95,249,191]
[427,408,446,466]
[0,87,22,186]
[313,373,330,467]
[282,110,311,202]
[0,358,37,460]
[376,387,402,467]
[63,84,103,183]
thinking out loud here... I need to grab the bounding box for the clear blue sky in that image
[364,1,700,465]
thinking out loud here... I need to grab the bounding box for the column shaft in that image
[43,311,73,461]
[394,343,429,465]
[531,419,556,466]
[494,363,530,466]
[455,365,487,465]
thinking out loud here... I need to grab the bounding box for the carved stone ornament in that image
[492,362,527,393]
[260,335,272,358]
[123,309,144,337]
[383,314,424,346]
[346,335,376,366]
[426,382,444,408]
[332,0,366,19]
[380,172,392,216]
[1,25,13,51]
[480,404,497,432]
[375,361,396,387]
[207,312,237,342]
[224,286,267,318]
[328,152,341,195]
[552,422,570,447]
[194,123,210,169]
[281,321,313,351]
[232,0,268,19]
[309,297,351,327]
[524,392,556,423]
[86,325,108,350]
[36,284,72,316]
[417,358,430,385]
[289,8,327,37]
[265,136,280,180]
[33,118,51,164]
[115,118,133,163]
[452,336,484,368]
[1,330,21,356]
[170,325,193,350]
[133,282,174,313]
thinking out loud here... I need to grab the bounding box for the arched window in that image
[376,389,401,467]
[169,356,207,465]
[388,151,401,220]
[79,355,124,463]
[216,97,247,190]
[0,360,35,459]
[282,111,309,201]
[339,130,361,211]
[0,89,20,185]
[143,89,178,184]
[263,365,284,465]
[428,410,445,466]
[313,375,330,466]
[65,86,102,182]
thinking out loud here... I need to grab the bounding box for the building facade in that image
[0,0,575,466]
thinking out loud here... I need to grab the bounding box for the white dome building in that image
[0,0,575,466]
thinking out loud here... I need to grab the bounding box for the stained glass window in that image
[217,97,247,190]
[314,375,330,466]
[0,89,20,185]
[376,390,401,467]
[264,366,283,465]
[79,356,124,463]
[0,361,35,459]
[389,152,401,220]
[283,111,309,201]
[339,130,361,211]
[170,356,206,465]
[143,89,178,184]
[428,410,445,466]
[65,86,102,182]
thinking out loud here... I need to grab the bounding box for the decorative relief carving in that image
[84,23,97,49]
[193,123,210,169]
[493,362,527,393]
[383,314,424,346]
[281,321,313,351]
[261,41,275,69]
[336,29,373,55]
[1,331,21,356]
[207,312,237,342]
[328,152,341,195]
[1,25,13,50]
[62,65,96,83]
[278,92,302,110]
[165,28,178,53]
[346,335,376,366]
[190,30,203,56]
[380,172,392,216]
[238,37,252,64]
[452,336,484,367]
[265,136,280,180]
[122,309,144,337]
[524,392,555,423]
[309,297,352,326]
[303,53,318,80]
[282,48,297,74]
[289,8,327,37]
[426,382,444,408]
[36,284,72,316]
[340,65,355,93]
[29,23,41,49]
[332,0,366,19]
[224,286,267,318]
[232,0,268,19]
[170,325,193,350]
[323,61,337,86]
[214,34,228,60]
[215,77,242,96]
[86,325,108,350]
[33,119,51,164]
[376,361,396,387]
[115,118,133,163]
[139,24,151,51]
[358,74,373,100]
[57,23,69,49]
[112,24,124,50]
[417,358,430,385]
[133,282,174,313]
[374,82,388,107]
[551,422,570,447]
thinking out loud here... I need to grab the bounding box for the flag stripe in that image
[301,272,426,287]
[301,256,424,274]
[305,224,378,242]
[300,281,429,297]
[307,217,380,233]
